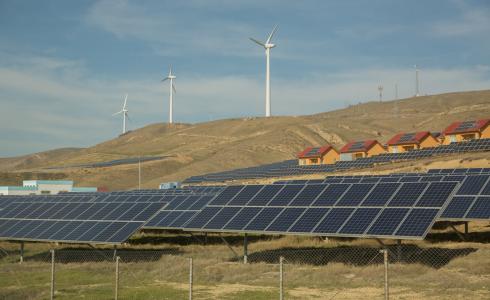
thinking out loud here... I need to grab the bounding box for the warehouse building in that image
[0,180,97,195]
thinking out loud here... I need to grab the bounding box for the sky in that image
[0,0,489,157]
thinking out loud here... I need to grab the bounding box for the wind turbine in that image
[414,65,420,97]
[162,66,176,124]
[113,94,129,134]
[250,25,278,117]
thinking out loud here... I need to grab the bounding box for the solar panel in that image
[0,199,165,244]
[398,133,416,143]
[304,147,321,156]
[184,181,459,240]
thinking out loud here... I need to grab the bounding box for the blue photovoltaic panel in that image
[203,207,241,230]
[184,207,222,229]
[395,209,439,237]
[312,184,349,206]
[336,184,374,206]
[244,207,283,231]
[416,182,458,207]
[465,197,490,219]
[223,207,262,230]
[289,185,326,206]
[456,175,489,195]
[267,185,304,206]
[288,208,330,233]
[208,186,244,205]
[388,182,428,206]
[339,208,380,235]
[440,196,474,219]
[313,208,354,234]
[479,180,490,195]
[266,208,306,232]
[247,185,283,206]
[361,183,399,206]
[227,185,264,206]
[367,208,409,236]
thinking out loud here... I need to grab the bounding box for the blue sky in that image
[0,0,489,157]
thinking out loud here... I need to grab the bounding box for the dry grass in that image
[1,90,490,190]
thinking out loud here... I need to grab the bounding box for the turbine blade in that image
[249,37,265,47]
[126,113,132,123]
[123,94,128,108]
[169,65,172,76]
[161,77,169,82]
[112,110,123,116]
[266,24,278,44]
[172,83,176,94]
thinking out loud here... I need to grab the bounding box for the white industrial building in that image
[0,180,97,196]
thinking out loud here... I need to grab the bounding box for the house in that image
[442,119,490,144]
[386,131,440,153]
[0,180,97,196]
[339,140,386,161]
[297,145,339,165]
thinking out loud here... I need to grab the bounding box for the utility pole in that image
[378,85,384,102]
[138,156,141,190]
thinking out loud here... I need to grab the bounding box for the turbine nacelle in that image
[265,43,275,49]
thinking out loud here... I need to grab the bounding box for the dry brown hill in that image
[1,90,490,190]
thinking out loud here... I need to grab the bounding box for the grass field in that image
[1,222,489,299]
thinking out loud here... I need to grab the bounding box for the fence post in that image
[243,233,248,264]
[381,249,389,300]
[50,249,55,300]
[19,242,24,264]
[189,258,193,300]
[115,256,120,300]
[279,256,284,300]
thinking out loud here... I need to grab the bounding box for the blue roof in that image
[23,180,74,186]
[0,186,38,191]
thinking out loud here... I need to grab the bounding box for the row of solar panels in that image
[1,170,489,244]
[183,139,490,183]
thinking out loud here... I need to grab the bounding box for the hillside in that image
[1,90,490,190]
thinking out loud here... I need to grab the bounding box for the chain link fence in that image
[1,225,489,299]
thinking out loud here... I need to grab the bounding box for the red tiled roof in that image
[340,140,380,153]
[297,145,335,159]
[386,131,431,145]
[443,119,490,135]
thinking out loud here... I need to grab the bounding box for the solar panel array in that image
[183,181,460,240]
[183,139,490,184]
[0,199,166,244]
[304,147,321,156]
[455,121,476,131]
[0,186,226,244]
[398,133,417,143]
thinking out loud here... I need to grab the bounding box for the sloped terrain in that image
[1,90,490,190]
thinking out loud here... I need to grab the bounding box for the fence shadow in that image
[240,244,477,268]
[25,247,183,263]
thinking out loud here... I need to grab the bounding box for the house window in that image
[392,147,399,153]
[449,135,457,143]
[461,133,476,141]
[354,153,364,159]
[403,145,415,152]
[310,158,319,164]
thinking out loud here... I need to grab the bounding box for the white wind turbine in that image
[113,93,130,134]
[250,25,278,117]
[162,66,177,124]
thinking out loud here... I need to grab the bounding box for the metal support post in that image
[50,249,55,300]
[204,232,208,245]
[115,256,120,300]
[396,239,402,263]
[380,249,389,300]
[464,222,469,235]
[279,256,284,300]
[189,258,193,300]
[243,233,248,264]
[19,242,24,264]
[113,245,117,261]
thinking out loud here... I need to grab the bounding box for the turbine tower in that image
[113,94,129,134]
[162,66,176,124]
[415,65,420,97]
[378,85,384,102]
[250,25,278,117]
